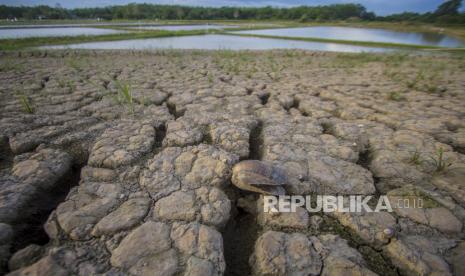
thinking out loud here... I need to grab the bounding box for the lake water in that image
[42,34,393,52]
[128,24,236,31]
[0,27,125,39]
[233,26,465,48]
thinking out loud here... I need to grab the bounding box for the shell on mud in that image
[231,160,288,195]
[383,227,395,239]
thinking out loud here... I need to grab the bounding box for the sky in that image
[0,0,457,16]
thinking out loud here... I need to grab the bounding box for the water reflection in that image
[128,25,235,31]
[42,34,393,53]
[0,27,125,39]
[233,26,465,48]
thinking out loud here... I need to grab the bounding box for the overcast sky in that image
[0,0,458,16]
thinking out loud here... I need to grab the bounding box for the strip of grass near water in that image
[0,29,218,51]
[225,32,465,50]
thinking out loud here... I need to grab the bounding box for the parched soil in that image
[0,49,464,275]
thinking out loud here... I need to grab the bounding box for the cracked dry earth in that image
[0,49,464,276]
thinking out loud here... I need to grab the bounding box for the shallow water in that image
[42,34,393,53]
[0,27,125,39]
[233,26,465,48]
[128,24,236,31]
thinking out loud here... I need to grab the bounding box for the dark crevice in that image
[0,137,14,171]
[320,121,332,135]
[291,97,300,110]
[202,129,213,145]
[166,101,182,119]
[10,163,82,253]
[257,94,269,105]
[452,146,465,155]
[248,121,263,160]
[222,205,260,276]
[357,148,371,170]
[285,97,300,115]
[42,76,50,84]
[321,215,399,276]
[300,110,310,117]
[102,80,110,90]
[358,246,399,276]
[154,124,167,149]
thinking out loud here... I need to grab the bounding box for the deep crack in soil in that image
[11,163,82,253]
[222,206,260,276]
[248,121,263,160]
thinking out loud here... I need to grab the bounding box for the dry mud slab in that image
[0,49,464,275]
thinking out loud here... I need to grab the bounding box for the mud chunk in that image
[210,124,250,158]
[140,145,237,200]
[129,249,178,276]
[312,234,377,276]
[0,148,71,223]
[257,196,309,229]
[92,197,151,236]
[111,221,171,268]
[384,235,455,275]
[8,255,69,276]
[332,210,397,248]
[171,222,225,274]
[432,167,465,206]
[12,148,72,188]
[306,151,375,195]
[250,231,322,275]
[387,186,462,234]
[154,190,198,221]
[55,181,122,240]
[8,244,44,271]
[163,119,203,147]
[88,120,155,168]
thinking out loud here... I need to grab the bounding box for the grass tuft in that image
[18,94,34,114]
[387,91,405,101]
[115,81,135,114]
[429,147,452,173]
[408,149,423,165]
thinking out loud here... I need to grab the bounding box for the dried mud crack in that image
[0,50,464,276]
[222,205,260,276]
[11,163,82,252]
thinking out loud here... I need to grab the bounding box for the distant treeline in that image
[381,0,465,24]
[0,1,463,23]
[0,4,375,21]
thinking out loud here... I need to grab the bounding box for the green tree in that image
[434,0,462,16]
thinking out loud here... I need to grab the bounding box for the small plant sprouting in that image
[425,84,438,94]
[409,149,422,165]
[388,91,405,101]
[18,94,34,114]
[115,81,134,114]
[429,147,452,173]
[58,79,76,91]
[405,70,425,89]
